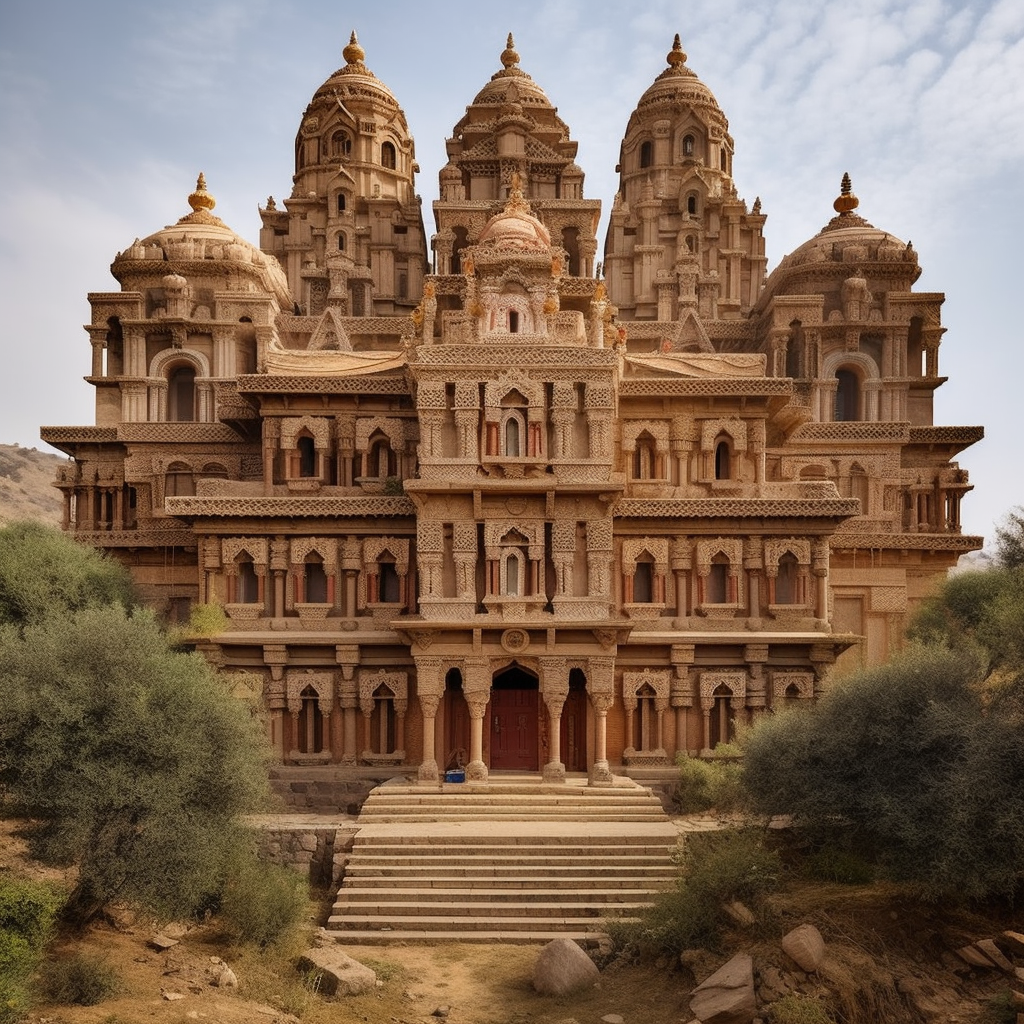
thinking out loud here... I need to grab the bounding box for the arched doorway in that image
[442,668,470,772]
[490,665,539,771]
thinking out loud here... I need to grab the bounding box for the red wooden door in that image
[490,688,538,770]
[560,686,587,772]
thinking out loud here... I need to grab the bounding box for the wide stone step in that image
[327,911,642,931]
[356,812,667,824]
[342,867,676,884]
[334,887,662,905]
[329,928,610,946]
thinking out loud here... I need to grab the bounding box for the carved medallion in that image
[501,628,529,653]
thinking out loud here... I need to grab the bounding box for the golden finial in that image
[188,173,216,214]
[343,30,365,66]
[501,32,520,69]
[667,33,687,67]
[833,172,859,216]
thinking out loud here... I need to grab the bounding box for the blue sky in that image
[1,0,1021,544]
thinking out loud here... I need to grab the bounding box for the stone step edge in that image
[327,929,608,946]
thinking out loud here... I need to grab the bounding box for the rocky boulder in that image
[532,938,600,996]
[689,952,756,1024]
[782,923,826,972]
[297,947,376,997]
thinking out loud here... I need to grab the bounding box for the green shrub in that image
[218,848,309,947]
[609,828,780,958]
[0,973,30,1024]
[767,995,835,1023]
[45,952,120,1005]
[674,754,745,813]
[0,877,64,948]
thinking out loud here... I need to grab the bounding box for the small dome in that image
[760,174,921,302]
[113,174,293,309]
[470,33,555,109]
[310,30,399,109]
[632,35,726,124]
[478,177,551,251]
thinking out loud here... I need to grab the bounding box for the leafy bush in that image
[743,645,1024,903]
[217,846,309,947]
[44,952,120,1005]
[0,877,65,1023]
[767,995,835,1023]
[609,828,780,958]
[673,755,746,813]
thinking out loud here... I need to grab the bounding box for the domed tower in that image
[753,175,982,668]
[604,35,767,324]
[432,33,600,282]
[259,32,428,317]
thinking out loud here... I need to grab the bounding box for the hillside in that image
[0,444,65,526]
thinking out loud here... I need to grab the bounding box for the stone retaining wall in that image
[257,824,358,887]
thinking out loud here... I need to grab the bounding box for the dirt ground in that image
[7,816,1024,1024]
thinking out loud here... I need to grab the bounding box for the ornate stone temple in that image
[41,33,982,782]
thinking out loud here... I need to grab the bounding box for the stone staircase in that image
[326,776,679,944]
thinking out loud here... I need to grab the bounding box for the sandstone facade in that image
[41,33,981,782]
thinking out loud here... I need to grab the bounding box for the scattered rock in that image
[956,944,998,969]
[162,921,189,939]
[689,952,756,1024]
[297,947,376,997]
[149,934,180,951]
[601,1015,625,1023]
[782,924,826,973]
[431,1007,450,1018]
[533,938,600,996]
[161,990,186,1001]
[722,901,756,928]
[1001,931,1024,957]
[976,938,1014,972]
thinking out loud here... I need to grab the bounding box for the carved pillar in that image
[335,650,359,765]
[414,656,443,783]
[812,539,830,623]
[463,658,491,782]
[540,657,568,783]
[587,656,615,786]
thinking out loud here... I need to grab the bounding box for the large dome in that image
[307,31,399,112]
[469,33,556,109]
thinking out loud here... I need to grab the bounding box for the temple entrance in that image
[442,668,470,771]
[560,668,588,772]
[489,666,539,771]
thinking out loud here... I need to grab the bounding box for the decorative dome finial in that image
[188,173,216,214]
[343,30,365,66]
[833,172,859,216]
[501,33,520,69]
[667,33,687,67]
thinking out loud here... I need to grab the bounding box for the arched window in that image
[165,462,195,497]
[236,555,259,604]
[633,682,658,749]
[640,140,653,168]
[775,553,799,604]
[633,554,655,603]
[560,226,581,276]
[198,462,229,480]
[303,554,328,603]
[503,550,523,596]
[710,683,735,747]
[337,193,347,213]
[683,134,695,157]
[371,682,397,754]
[633,431,658,480]
[687,193,698,216]
[337,233,346,251]
[714,436,732,480]
[508,310,520,334]
[504,417,521,457]
[297,435,316,477]
[685,234,696,253]
[331,130,352,157]
[835,369,860,421]
[367,434,396,479]
[381,141,396,169]
[451,226,469,274]
[707,554,729,604]
[167,365,196,421]
[376,556,401,604]
[297,685,324,754]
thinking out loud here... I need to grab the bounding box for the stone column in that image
[588,691,614,787]
[463,659,491,782]
[540,657,568,783]
[334,653,359,765]
[414,656,443,783]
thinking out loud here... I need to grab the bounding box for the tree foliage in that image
[994,506,1024,570]
[0,521,133,627]
[743,646,1024,902]
[0,524,272,925]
